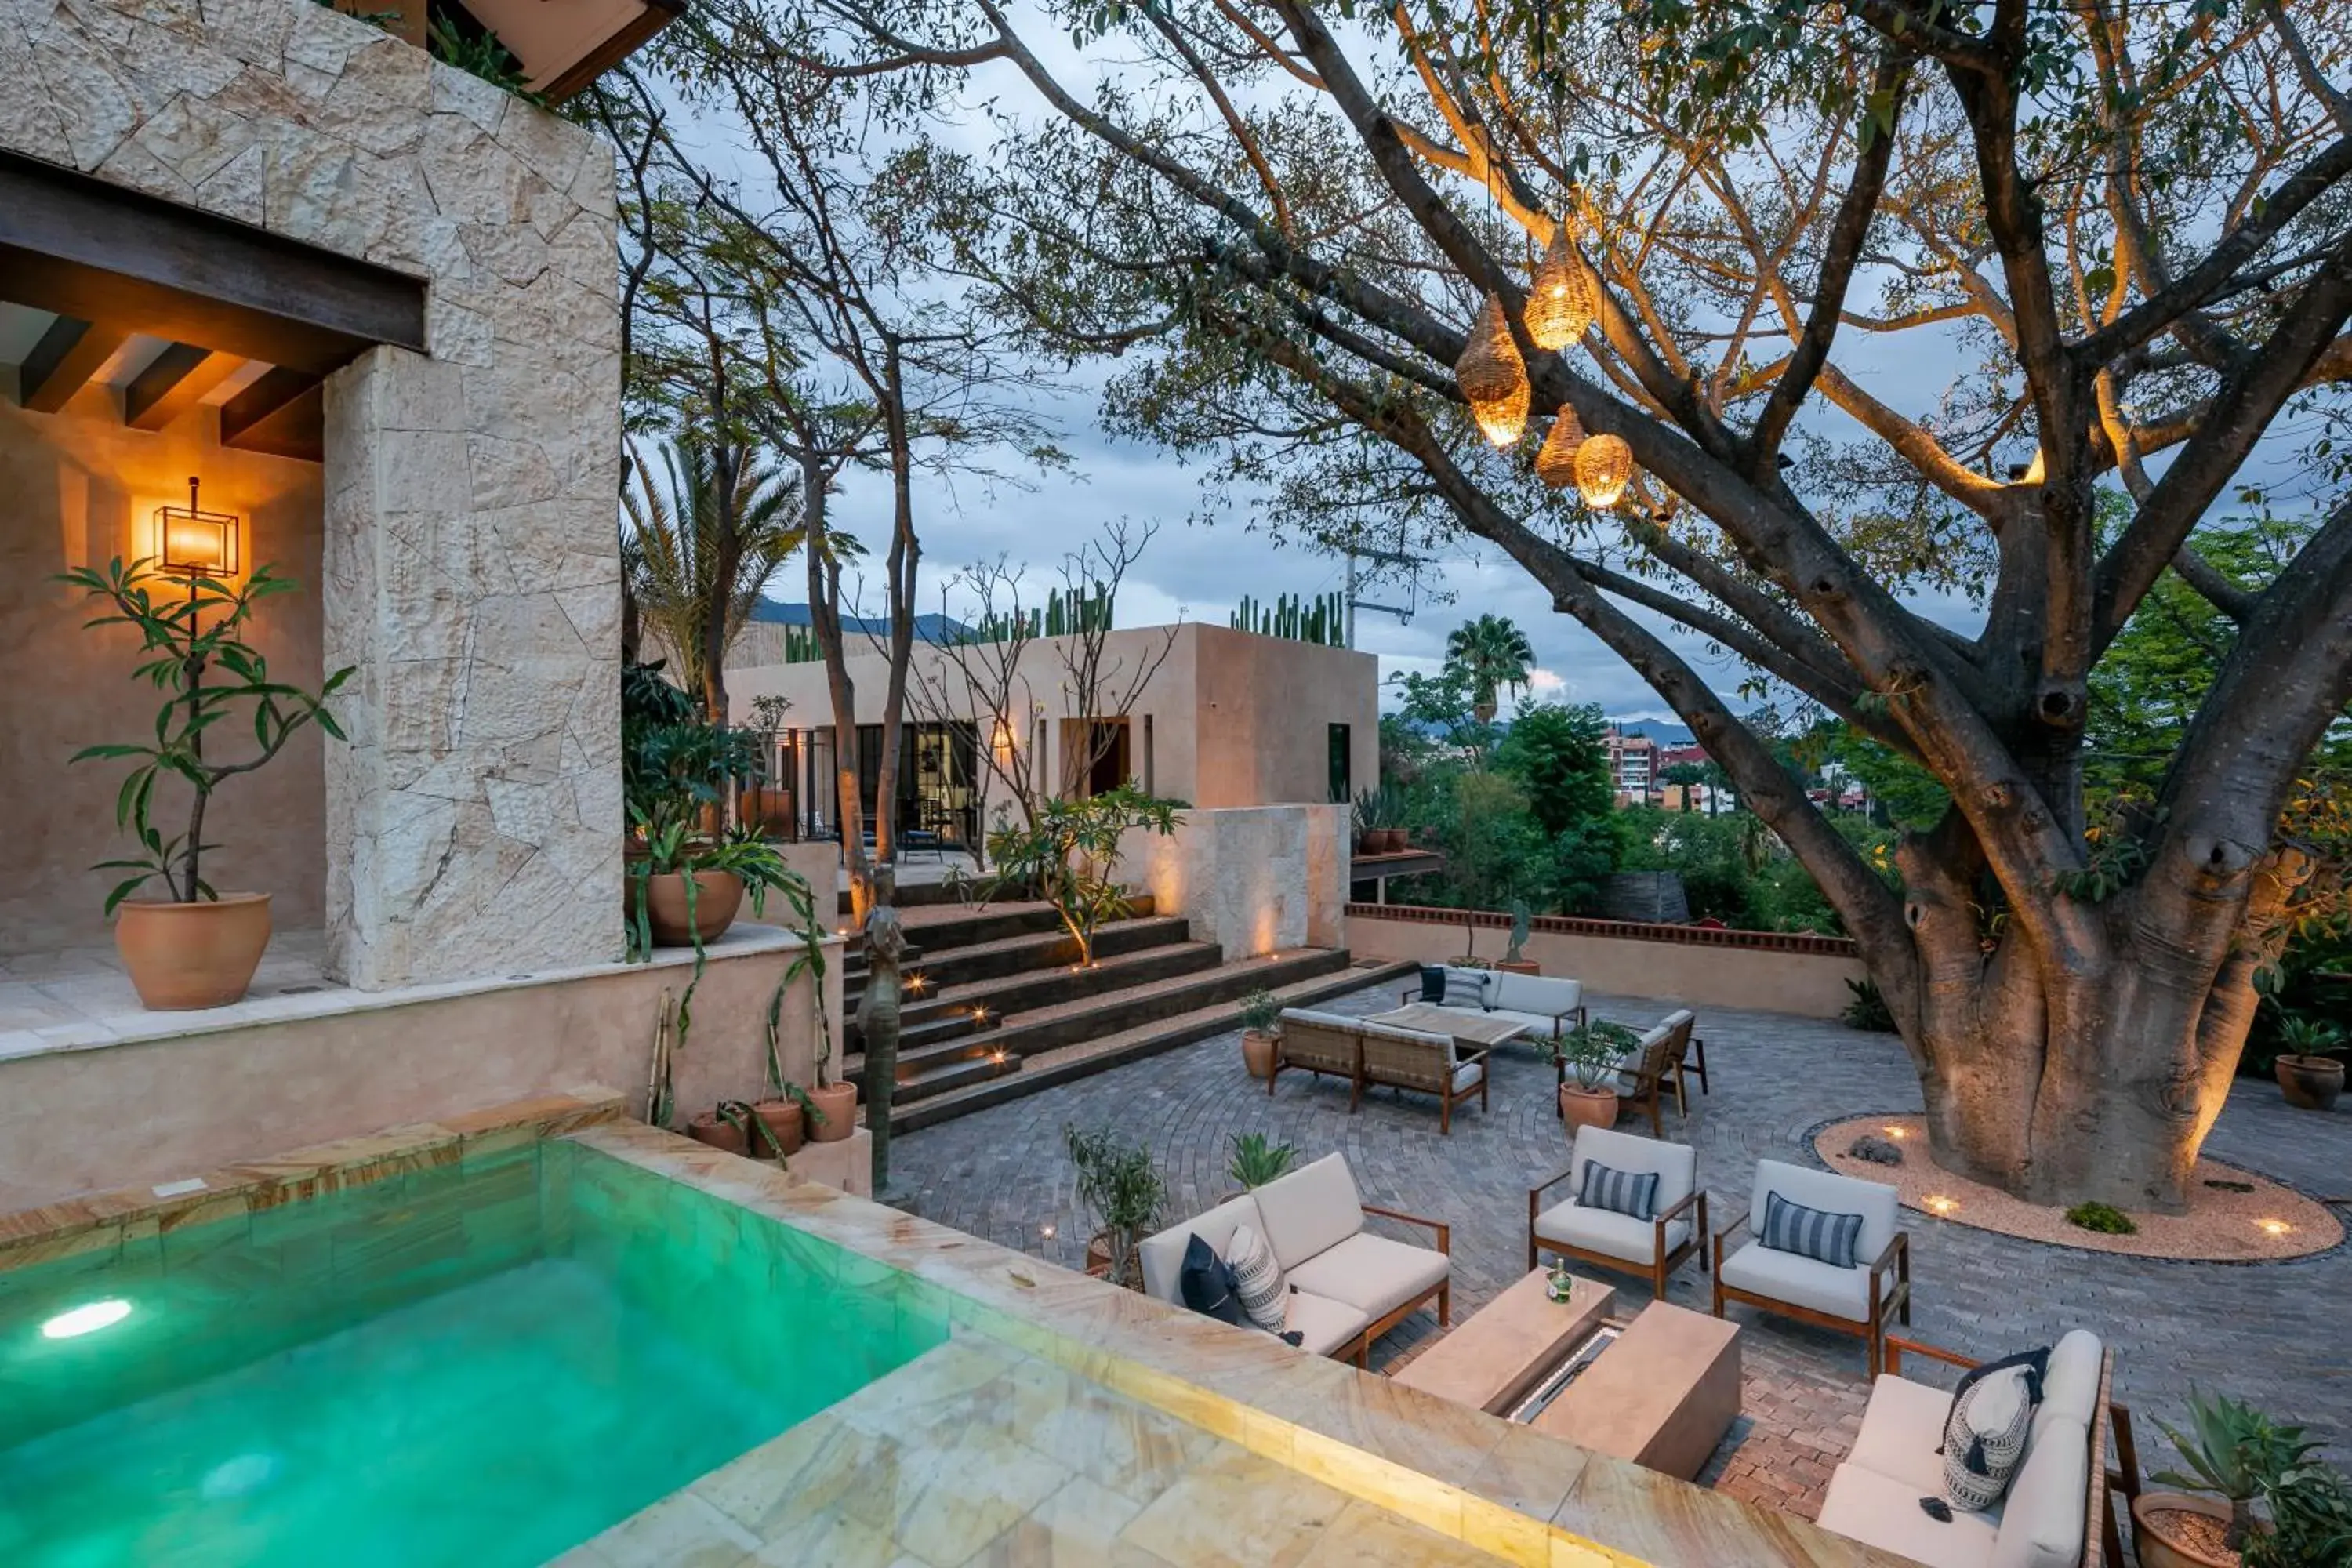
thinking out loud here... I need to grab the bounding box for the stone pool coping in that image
[0,1088,624,1273]
[574,1120,1905,1568]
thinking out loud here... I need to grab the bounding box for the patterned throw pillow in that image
[1178,1235,1247,1327]
[1941,1364,2035,1512]
[1225,1224,1287,1332]
[1938,1347,2049,1454]
[1577,1160,1660,1221]
[1760,1190,1865,1269]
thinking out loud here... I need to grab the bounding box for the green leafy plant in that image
[982,783,1183,965]
[2275,1014,2347,1061]
[1226,1131,1297,1190]
[1537,1018,1641,1091]
[1063,1123,1165,1289]
[2154,1392,2300,1552]
[2065,1201,2138,1235]
[425,14,541,103]
[1236,988,1283,1034]
[1841,978,1898,1033]
[60,557,352,912]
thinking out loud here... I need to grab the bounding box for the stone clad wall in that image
[3,0,626,986]
[1119,805,1348,959]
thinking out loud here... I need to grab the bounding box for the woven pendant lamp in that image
[1455,293,1530,446]
[1573,432,1635,509]
[1524,227,1595,350]
[1534,406,1585,489]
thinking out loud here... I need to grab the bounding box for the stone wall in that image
[1119,804,1348,959]
[2,0,625,988]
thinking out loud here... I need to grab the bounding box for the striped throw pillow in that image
[1941,1364,2035,1511]
[1760,1190,1864,1269]
[1577,1160,1659,1221]
[1224,1224,1287,1332]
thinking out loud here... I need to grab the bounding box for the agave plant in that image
[1226,1131,1298,1190]
[2154,1392,2301,1550]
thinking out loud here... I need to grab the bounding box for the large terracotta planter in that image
[750,1098,804,1159]
[807,1080,858,1142]
[1242,1028,1279,1081]
[1560,1083,1619,1133]
[685,1110,750,1155]
[1085,1231,1143,1291]
[2275,1054,2344,1112]
[2132,1492,2242,1568]
[114,893,272,1011]
[630,869,744,946]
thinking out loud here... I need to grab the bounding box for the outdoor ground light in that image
[154,475,239,578]
[41,1299,132,1339]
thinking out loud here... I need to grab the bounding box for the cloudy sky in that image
[738,9,2313,722]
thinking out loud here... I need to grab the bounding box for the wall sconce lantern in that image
[154,476,239,579]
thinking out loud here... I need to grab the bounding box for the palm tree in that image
[1445,614,1536,724]
[622,435,804,721]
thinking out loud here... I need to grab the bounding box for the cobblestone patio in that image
[885,979,2352,1524]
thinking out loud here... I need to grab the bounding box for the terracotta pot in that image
[630,869,745,946]
[1381,828,1409,853]
[2132,1492,2243,1568]
[114,893,273,1011]
[1495,959,1540,976]
[2275,1054,2345,1112]
[1356,830,1378,855]
[1241,1028,1279,1081]
[806,1080,858,1142]
[1084,1231,1142,1290]
[750,1098,804,1159]
[1559,1083,1619,1132]
[685,1110,750,1155]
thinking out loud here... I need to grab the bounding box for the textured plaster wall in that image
[0,398,325,953]
[1120,805,1347,959]
[1,0,626,987]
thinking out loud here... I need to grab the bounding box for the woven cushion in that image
[1577,1160,1659,1221]
[1177,1235,1247,1327]
[1943,1365,2034,1512]
[1761,1189,1865,1269]
[1225,1224,1287,1332]
[1941,1348,2049,1454]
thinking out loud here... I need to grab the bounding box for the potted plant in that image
[806,1013,858,1142]
[2271,1015,2345,1112]
[1227,1131,1296,1192]
[750,1083,819,1160]
[1065,1123,1165,1290]
[2136,1392,2311,1568]
[60,554,351,1010]
[1539,1020,1641,1132]
[1496,900,1540,975]
[1237,987,1283,1080]
[689,1101,754,1155]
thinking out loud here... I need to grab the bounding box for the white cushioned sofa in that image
[1137,1152,1450,1365]
[1408,966,1586,1037]
[1527,1124,1708,1298]
[1712,1159,1911,1374]
[1816,1330,2114,1568]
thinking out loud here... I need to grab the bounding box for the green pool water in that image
[0,1141,947,1566]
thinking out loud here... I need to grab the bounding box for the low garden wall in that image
[1345,903,1867,1019]
[0,928,845,1212]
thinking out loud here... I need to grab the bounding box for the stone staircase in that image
[837,894,1410,1134]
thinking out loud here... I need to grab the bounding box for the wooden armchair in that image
[1712,1160,1909,1375]
[1269,1010,1359,1101]
[1528,1125,1708,1300]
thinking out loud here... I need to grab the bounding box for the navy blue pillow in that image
[1178,1234,1247,1326]
[1419,964,1446,1002]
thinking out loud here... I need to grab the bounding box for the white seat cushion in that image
[1533,1200,1690,1267]
[1483,1008,1559,1037]
[1137,1193,1266,1304]
[1282,1290,1372,1358]
[1846,1374,1958,1495]
[1450,1058,1485,1094]
[1486,972,1582,1017]
[1719,1239,1871,1323]
[1252,1153,1366,1272]
[1281,1232,1449,1321]
[1819,1462,1999,1568]
[2037,1331,2103,1428]
[1990,1414,2088,1568]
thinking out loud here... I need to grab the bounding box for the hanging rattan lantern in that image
[1524,226,1595,351]
[1573,431,1635,509]
[1455,293,1530,446]
[1534,406,1585,489]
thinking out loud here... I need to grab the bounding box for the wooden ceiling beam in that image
[16,315,129,414]
[220,367,324,462]
[125,343,241,431]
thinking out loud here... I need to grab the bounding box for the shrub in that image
[1841,978,1897,1033]
[1226,1131,1297,1189]
[2066,1201,2138,1235]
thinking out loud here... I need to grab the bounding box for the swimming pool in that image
[0,1138,946,1566]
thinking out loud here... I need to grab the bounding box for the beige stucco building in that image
[728,621,1379,845]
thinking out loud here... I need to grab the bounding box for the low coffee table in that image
[1363,1002,1530,1051]
[1391,1268,1615,1414]
[1534,1299,1741,1480]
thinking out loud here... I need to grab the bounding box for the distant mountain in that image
[751,601,973,642]
[1607,717,1697,746]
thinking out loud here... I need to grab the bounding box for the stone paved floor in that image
[884,981,2352,1524]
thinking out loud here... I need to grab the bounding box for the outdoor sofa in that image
[1270,1008,1490,1133]
[1406,965,1587,1036]
[1138,1152,1450,1365]
[1527,1124,1708,1299]
[1713,1158,1911,1375]
[1816,1330,2117,1568]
